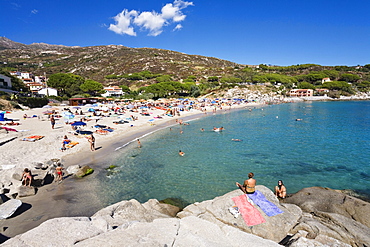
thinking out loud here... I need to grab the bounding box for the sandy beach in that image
[0,100,257,239]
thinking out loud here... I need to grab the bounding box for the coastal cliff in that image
[2,185,369,247]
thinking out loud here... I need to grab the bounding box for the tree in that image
[339,73,360,84]
[155,75,172,83]
[80,79,104,96]
[119,85,131,93]
[297,82,315,90]
[48,73,85,97]
[322,81,353,93]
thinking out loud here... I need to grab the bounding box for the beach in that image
[0,100,256,238]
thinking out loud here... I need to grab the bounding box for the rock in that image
[75,165,94,178]
[284,187,370,246]
[177,185,302,242]
[284,187,370,228]
[0,199,22,219]
[0,194,10,204]
[16,186,36,198]
[91,198,180,229]
[11,170,23,181]
[31,169,54,187]
[1,217,104,247]
[66,164,80,175]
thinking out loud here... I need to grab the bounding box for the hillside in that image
[0,37,240,86]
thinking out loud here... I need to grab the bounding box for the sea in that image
[92,100,370,207]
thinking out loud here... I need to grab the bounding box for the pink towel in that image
[232,194,266,226]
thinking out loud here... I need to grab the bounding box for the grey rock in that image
[91,198,180,229]
[0,199,22,219]
[284,187,370,228]
[31,169,54,187]
[177,185,302,242]
[16,186,36,198]
[285,187,370,246]
[66,164,80,175]
[1,217,103,247]
[75,165,94,178]
[11,170,23,181]
[75,217,280,247]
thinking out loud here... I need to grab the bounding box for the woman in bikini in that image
[236,172,256,194]
[275,180,287,198]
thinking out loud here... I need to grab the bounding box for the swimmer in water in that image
[179,150,185,156]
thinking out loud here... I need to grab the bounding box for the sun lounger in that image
[21,135,44,142]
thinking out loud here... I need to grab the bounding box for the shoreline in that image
[0,101,256,239]
[2,99,369,240]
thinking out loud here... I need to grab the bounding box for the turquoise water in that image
[95,101,370,206]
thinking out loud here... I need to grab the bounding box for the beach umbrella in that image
[63,111,75,119]
[71,121,86,126]
[73,106,81,109]
[43,110,53,115]
[127,104,135,109]
[42,105,52,108]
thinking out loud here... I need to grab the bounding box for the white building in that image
[101,86,124,97]
[38,87,58,96]
[0,74,12,89]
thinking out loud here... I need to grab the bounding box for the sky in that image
[1,0,369,66]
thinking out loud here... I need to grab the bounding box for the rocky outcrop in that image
[177,185,302,242]
[2,186,370,246]
[283,187,370,246]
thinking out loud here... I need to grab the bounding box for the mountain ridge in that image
[0,37,242,86]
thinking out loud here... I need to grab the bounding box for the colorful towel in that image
[66,141,79,148]
[232,194,266,226]
[247,190,283,217]
[21,135,44,142]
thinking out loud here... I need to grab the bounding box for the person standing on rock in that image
[236,172,256,194]
[55,164,64,182]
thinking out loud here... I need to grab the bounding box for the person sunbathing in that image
[236,172,256,194]
[6,121,19,126]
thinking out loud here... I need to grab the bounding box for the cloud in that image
[173,24,183,31]
[108,9,138,36]
[109,0,193,37]
[31,9,38,14]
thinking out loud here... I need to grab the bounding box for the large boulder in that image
[284,187,370,246]
[1,217,104,247]
[0,199,22,220]
[177,185,302,242]
[16,186,36,198]
[66,164,80,175]
[31,169,54,187]
[284,187,370,228]
[76,216,280,247]
[75,165,94,178]
[91,198,180,231]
